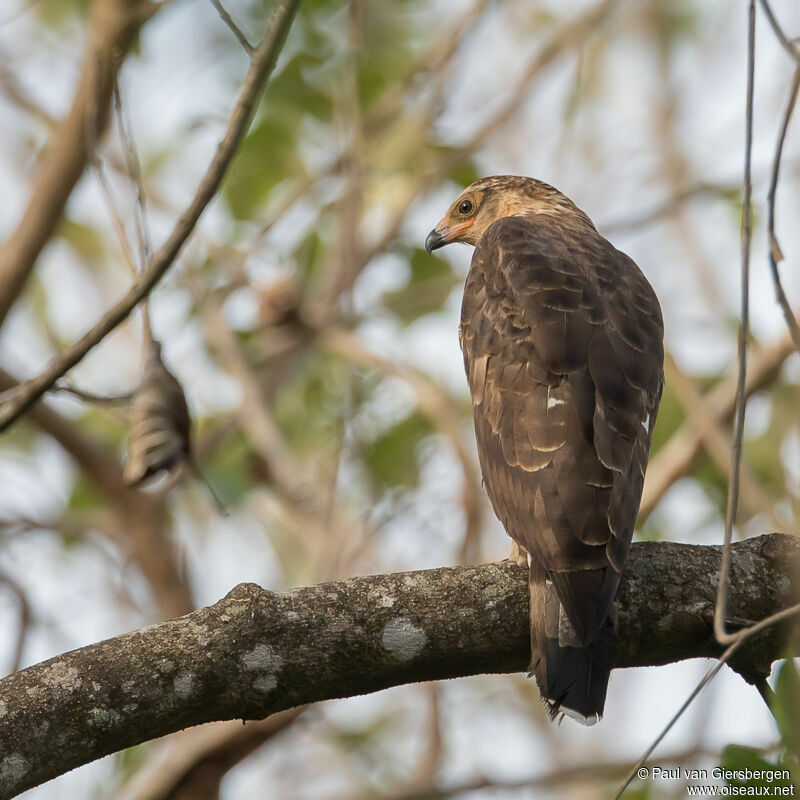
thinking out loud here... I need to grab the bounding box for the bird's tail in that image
[527,563,614,724]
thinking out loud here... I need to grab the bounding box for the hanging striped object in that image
[123,340,191,487]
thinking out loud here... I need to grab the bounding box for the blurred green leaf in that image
[362,410,433,488]
[267,52,332,122]
[58,218,105,264]
[382,247,458,324]
[356,1,421,110]
[35,0,90,27]
[773,660,800,760]
[745,384,799,498]
[273,349,347,457]
[200,429,257,507]
[448,160,482,189]
[720,744,796,792]
[223,115,302,219]
[67,473,104,513]
[293,229,325,282]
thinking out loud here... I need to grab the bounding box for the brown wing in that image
[460,216,663,643]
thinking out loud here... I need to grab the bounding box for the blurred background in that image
[0,0,799,797]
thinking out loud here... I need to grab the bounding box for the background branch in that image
[0,0,301,432]
[0,0,157,327]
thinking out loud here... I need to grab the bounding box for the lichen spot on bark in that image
[254,675,278,693]
[0,754,29,791]
[88,707,122,729]
[381,618,426,660]
[174,672,194,698]
[242,644,283,672]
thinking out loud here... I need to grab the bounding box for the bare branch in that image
[0,573,31,674]
[389,746,727,800]
[322,328,484,564]
[208,0,254,55]
[0,0,302,433]
[765,55,800,351]
[640,333,795,518]
[118,710,305,800]
[0,368,193,619]
[0,534,796,799]
[714,0,755,647]
[758,0,800,62]
[0,0,157,326]
[663,354,785,531]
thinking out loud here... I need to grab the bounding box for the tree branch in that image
[0,368,193,619]
[0,534,797,798]
[640,332,795,518]
[0,0,157,327]
[0,0,301,433]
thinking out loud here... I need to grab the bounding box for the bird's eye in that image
[458,199,474,215]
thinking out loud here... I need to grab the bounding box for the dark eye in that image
[458,199,474,215]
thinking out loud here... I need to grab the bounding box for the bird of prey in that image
[425,176,664,724]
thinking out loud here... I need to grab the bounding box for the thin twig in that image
[0,0,159,328]
[0,0,302,433]
[91,158,140,277]
[391,747,728,800]
[236,0,491,272]
[208,0,254,54]
[664,354,785,532]
[321,328,484,565]
[51,383,133,404]
[714,0,756,648]
[0,573,31,674]
[765,55,800,351]
[640,332,795,519]
[344,0,618,288]
[614,600,800,799]
[758,0,800,61]
[113,82,155,340]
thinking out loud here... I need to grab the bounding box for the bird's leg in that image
[509,540,529,567]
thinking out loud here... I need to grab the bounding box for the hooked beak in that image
[424,218,474,255]
[425,228,447,255]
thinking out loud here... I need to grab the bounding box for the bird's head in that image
[425,175,591,254]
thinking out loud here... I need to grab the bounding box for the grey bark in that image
[0,534,798,798]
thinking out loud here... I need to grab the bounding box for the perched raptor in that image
[425,176,664,724]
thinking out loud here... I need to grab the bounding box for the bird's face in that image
[425,176,586,254]
[424,187,489,253]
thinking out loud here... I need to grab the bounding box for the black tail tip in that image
[544,639,610,724]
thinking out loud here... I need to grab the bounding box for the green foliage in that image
[272,349,348,457]
[354,1,421,111]
[447,159,482,189]
[381,247,459,324]
[224,116,303,219]
[200,429,259,507]
[362,410,434,488]
[648,379,686,458]
[746,385,799,497]
[719,745,796,793]
[293,229,325,283]
[67,473,104,513]
[58,218,105,266]
[623,781,653,800]
[715,661,800,795]
[35,0,90,27]
[772,660,800,763]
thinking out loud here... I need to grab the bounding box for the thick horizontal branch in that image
[0,534,798,798]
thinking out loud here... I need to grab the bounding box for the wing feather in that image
[460,215,663,642]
